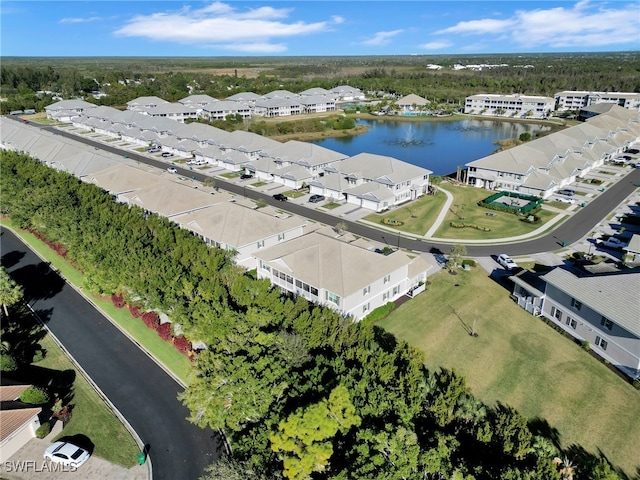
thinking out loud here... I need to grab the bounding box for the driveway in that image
[0,228,223,480]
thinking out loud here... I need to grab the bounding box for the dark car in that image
[309,194,325,203]
[161,152,174,157]
[273,193,288,201]
[626,148,639,154]
[240,174,253,180]
[556,188,575,196]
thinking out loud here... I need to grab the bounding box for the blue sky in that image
[2,1,638,56]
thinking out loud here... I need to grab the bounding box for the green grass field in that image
[377,267,640,476]
[35,335,140,467]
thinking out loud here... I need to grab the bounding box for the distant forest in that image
[1,52,639,114]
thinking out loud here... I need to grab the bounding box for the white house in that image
[329,86,366,102]
[0,386,42,463]
[464,94,554,119]
[126,96,169,112]
[255,231,432,320]
[466,106,640,197]
[174,203,307,267]
[45,99,97,122]
[511,267,640,380]
[201,101,251,121]
[145,103,198,123]
[253,98,302,117]
[555,91,640,111]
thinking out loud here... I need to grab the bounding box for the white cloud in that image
[434,1,639,49]
[60,16,101,24]
[419,41,453,50]
[113,1,341,53]
[361,30,403,46]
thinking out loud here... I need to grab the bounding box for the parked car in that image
[497,254,518,270]
[556,188,575,196]
[309,194,325,203]
[240,174,253,180]
[148,147,161,153]
[44,441,90,469]
[555,196,575,204]
[161,152,174,158]
[626,148,639,154]
[167,167,178,174]
[273,193,288,201]
[596,237,628,249]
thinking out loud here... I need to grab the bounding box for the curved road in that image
[30,118,640,257]
[0,228,222,480]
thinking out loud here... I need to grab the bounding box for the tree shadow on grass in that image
[563,443,635,480]
[528,416,562,451]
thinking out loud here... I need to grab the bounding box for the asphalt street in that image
[38,118,640,257]
[0,228,222,480]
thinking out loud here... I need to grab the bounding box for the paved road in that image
[0,228,222,480]
[19,117,640,256]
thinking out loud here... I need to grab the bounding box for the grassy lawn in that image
[363,190,448,235]
[433,183,559,239]
[220,172,240,179]
[34,335,140,467]
[1,220,192,383]
[377,267,640,476]
[323,202,342,210]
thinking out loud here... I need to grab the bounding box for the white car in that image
[555,196,575,204]
[44,441,90,469]
[597,237,628,249]
[167,167,178,174]
[497,254,518,270]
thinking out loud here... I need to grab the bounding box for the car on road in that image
[167,167,178,174]
[497,254,518,270]
[309,194,325,203]
[161,152,174,158]
[596,237,628,249]
[273,193,288,201]
[556,188,575,196]
[44,441,90,469]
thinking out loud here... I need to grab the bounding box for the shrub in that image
[461,259,476,267]
[111,293,125,308]
[32,348,46,363]
[128,304,143,318]
[0,353,18,372]
[382,218,404,226]
[581,340,591,351]
[20,386,49,405]
[449,222,491,232]
[173,336,192,356]
[36,422,51,439]
[156,322,173,341]
[142,311,160,329]
[361,302,396,326]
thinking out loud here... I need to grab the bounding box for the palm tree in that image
[0,268,23,318]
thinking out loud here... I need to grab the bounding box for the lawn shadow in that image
[528,416,562,451]
[563,444,634,480]
[1,304,48,366]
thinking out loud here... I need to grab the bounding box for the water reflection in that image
[310,119,551,175]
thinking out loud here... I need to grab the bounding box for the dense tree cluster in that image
[0,151,624,479]
[2,53,638,114]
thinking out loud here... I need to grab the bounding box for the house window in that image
[363,303,370,314]
[393,286,399,296]
[363,285,370,296]
[383,274,391,284]
[566,317,577,329]
[552,306,562,321]
[310,287,318,296]
[257,240,265,248]
[327,291,340,305]
[278,233,285,241]
[383,292,389,301]
[600,317,613,330]
[260,261,270,272]
[570,298,582,310]
[595,336,608,350]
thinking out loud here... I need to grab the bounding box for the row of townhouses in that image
[45,101,432,213]
[45,86,365,123]
[464,90,640,119]
[0,117,432,321]
[465,105,640,198]
[511,266,640,380]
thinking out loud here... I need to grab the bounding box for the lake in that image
[309,118,552,176]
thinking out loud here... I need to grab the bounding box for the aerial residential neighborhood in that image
[2,8,640,477]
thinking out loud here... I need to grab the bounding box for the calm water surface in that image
[310,118,551,176]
